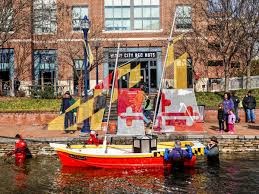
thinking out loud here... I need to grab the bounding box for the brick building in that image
[0,0,239,96]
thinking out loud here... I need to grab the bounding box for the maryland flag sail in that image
[129,64,141,88]
[174,52,188,89]
[48,62,143,131]
[166,34,184,67]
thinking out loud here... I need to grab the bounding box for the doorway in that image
[0,70,10,95]
[108,60,158,93]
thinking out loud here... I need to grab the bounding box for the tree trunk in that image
[246,62,251,89]
[224,60,229,92]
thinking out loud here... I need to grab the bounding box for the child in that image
[228,109,236,134]
[217,103,225,134]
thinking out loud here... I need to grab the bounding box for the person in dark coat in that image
[60,91,76,133]
[231,91,240,123]
[242,90,256,123]
[205,136,219,163]
[217,103,225,133]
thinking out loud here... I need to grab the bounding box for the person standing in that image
[217,103,225,134]
[60,91,76,133]
[143,95,153,126]
[242,90,256,123]
[14,78,20,96]
[7,134,31,165]
[231,91,240,123]
[228,109,236,134]
[222,92,234,131]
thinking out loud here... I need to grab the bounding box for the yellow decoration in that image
[174,52,188,89]
[91,108,105,131]
[48,114,65,131]
[77,98,95,123]
[118,63,131,79]
[129,64,141,88]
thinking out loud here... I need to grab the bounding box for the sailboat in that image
[50,16,205,169]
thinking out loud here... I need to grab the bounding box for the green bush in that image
[29,85,57,99]
[0,98,60,112]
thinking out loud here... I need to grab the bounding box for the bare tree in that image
[190,0,259,91]
[0,0,31,47]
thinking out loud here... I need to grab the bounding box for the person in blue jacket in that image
[164,140,193,170]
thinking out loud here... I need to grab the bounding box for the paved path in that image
[0,121,258,139]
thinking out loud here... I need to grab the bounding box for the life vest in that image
[87,134,103,146]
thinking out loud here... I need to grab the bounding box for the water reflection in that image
[0,153,258,193]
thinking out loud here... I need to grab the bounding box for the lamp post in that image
[81,15,91,133]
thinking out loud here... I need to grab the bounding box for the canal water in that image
[0,153,258,194]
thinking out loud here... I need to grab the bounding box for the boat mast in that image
[103,43,120,153]
[106,43,120,126]
[151,12,177,133]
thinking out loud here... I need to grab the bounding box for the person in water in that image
[7,134,31,164]
[164,140,193,169]
[205,136,219,162]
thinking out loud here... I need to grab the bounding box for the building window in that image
[33,0,57,34]
[34,50,56,70]
[34,50,57,86]
[0,49,14,70]
[208,0,222,13]
[231,62,240,68]
[175,5,192,30]
[104,0,160,31]
[1,6,13,32]
[208,43,220,49]
[72,6,88,31]
[208,60,223,66]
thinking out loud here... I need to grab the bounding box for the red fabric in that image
[87,134,103,146]
[15,139,27,163]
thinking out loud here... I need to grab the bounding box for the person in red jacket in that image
[86,131,103,146]
[7,134,31,165]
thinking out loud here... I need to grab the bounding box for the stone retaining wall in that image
[1,135,259,156]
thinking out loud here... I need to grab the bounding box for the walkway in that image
[0,121,258,139]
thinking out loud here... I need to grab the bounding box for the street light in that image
[81,15,91,133]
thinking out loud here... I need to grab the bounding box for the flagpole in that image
[103,43,120,153]
[151,12,177,133]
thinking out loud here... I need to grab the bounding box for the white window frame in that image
[72,6,89,32]
[104,0,160,32]
[33,0,57,34]
[175,5,192,31]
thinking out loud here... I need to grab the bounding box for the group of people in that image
[164,136,219,170]
[218,90,256,134]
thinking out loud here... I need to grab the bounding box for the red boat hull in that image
[57,151,196,169]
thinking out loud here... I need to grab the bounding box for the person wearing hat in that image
[205,136,219,162]
[60,91,76,133]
